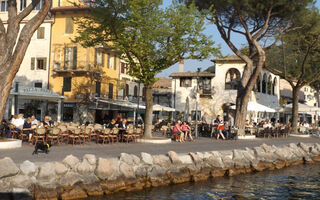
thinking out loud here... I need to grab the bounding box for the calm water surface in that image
[88,163,320,200]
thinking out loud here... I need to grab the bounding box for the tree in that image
[265,8,320,131]
[0,0,52,122]
[74,0,219,138]
[184,0,313,132]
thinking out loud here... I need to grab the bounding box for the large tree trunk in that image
[143,85,153,138]
[291,86,301,133]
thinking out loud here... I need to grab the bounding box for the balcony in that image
[53,63,102,77]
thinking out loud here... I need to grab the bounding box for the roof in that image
[211,55,244,63]
[10,86,64,101]
[153,78,172,88]
[170,72,215,78]
[51,6,90,12]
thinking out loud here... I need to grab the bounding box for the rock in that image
[167,166,191,184]
[0,179,10,192]
[95,158,119,180]
[220,151,234,168]
[20,160,37,176]
[10,175,33,189]
[61,186,87,200]
[208,152,225,168]
[141,152,153,165]
[260,143,276,153]
[148,165,170,187]
[59,172,83,187]
[153,155,171,168]
[37,162,56,181]
[0,157,19,178]
[135,165,149,178]
[34,184,60,200]
[298,142,310,153]
[62,155,80,169]
[233,150,250,169]
[83,154,96,166]
[253,146,266,158]
[82,174,99,185]
[101,179,126,193]
[82,183,103,196]
[131,154,141,165]
[77,159,95,175]
[168,151,182,164]
[189,152,202,164]
[55,162,68,175]
[119,162,135,179]
[178,154,193,165]
[120,153,135,165]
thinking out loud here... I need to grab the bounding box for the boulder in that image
[0,179,10,192]
[37,162,56,182]
[95,158,119,180]
[20,160,37,176]
[77,159,95,175]
[82,183,103,196]
[120,153,135,165]
[220,152,234,168]
[82,174,100,185]
[167,166,191,184]
[0,157,19,178]
[59,172,83,187]
[61,186,87,200]
[178,154,193,165]
[189,152,202,164]
[253,146,266,159]
[298,142,310,154]
[168,151,182,164]
[10,175,33,189]
[148,165,170,187]
[153,155,172,168]
[260,143,276,153]
[119,162,135,179]
[62,155,80,169]
[141,152,153,165]
[101,179,126,193]
[131,154,141,165]
[208,152,225,168]
[34,184,60,200]
[83,154,96,166]
[55,162,68,176]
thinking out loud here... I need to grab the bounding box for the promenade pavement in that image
[1,136,319,164]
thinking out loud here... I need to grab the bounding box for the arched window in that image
[134,85,138,97]
[125,84,129,97]
[267,75,272,95]
[262,74,267,93]
[256,75,261,92]
[273,77,277,95]
[225,68,241,90]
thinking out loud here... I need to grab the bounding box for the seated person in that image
[42,116,53,127]
[181,121,194,141]
[119,119,128,129]
[12,114,25,134]
[172,121,184,143]
[23,118,33,142]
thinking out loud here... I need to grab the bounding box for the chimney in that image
[179,60,184,72]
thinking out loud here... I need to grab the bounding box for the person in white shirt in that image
[31,115,38,125]
[12,114,25,133]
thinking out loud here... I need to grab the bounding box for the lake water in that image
[88,163,320,200]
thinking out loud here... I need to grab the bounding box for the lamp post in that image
[195,68,200,138]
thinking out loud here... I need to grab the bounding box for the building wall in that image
[172,62,280,121]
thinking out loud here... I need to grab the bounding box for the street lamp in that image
[195,68,200,138]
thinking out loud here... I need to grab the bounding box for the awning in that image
[230,101,276,112]
[153,104,175,112]
[278,103,320,113]
[10,86,64,102]
[98,99,146,110]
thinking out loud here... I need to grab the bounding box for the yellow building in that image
[49,0,120,123]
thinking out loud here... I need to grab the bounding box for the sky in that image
[157,0,320,78]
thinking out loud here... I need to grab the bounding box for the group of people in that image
[172,121,194,143]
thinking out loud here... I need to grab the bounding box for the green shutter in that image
[73,47,77,69]
[107,53,110,68]
[113,56,117,70]
[94,49,97,65]
[102,52,105,67]
[65,18,74,34]
[31,57,35,70]
[43,57,47,70]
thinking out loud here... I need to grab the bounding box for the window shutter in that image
[73,47,77,69]
[94,49,97,65]
[65,18,74,34]
[37,27,45,39]
[102,52,105,67]
[107,53,110,68]
[43,57,47,70]
[63,48,67,69]
[113,56,117,70]
[31,57,35,70]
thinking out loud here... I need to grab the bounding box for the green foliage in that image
[73,0,219,86]
[265,7,320,86]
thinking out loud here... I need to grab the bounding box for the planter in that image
[137,137,171,144]
[0,139,22,149]
[290,134,311,138]
[237,135,256,140]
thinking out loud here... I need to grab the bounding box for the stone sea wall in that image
[1,142,320,200]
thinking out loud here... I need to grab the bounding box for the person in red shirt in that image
[173,121,184,143]
[181,121,194,141]
[217,116,226,140]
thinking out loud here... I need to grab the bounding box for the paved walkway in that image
[1,136,320,164]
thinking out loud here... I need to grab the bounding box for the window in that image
[108,83,114,99]
[191,110,201,121]
[113,56,117,70]
[64,47,77,69]
[31,57,47,70]
[37,27,45,39]
[134,85,138,97]
[262,74,267,94]
[107,53,113,69]
[199,77,212,95]
[180,78,192,87]
[63,77,72,92]
[0,1,8,12]
[225,68,241,90]
[33,0,44,10]
[125,84,129,97]
[121,62,126,74]
[95,49,104,66]
[256,76,261,92]
[34,82,42,88]
[65,17,74,34]
[96,81,101,97]
[20,0,26,11]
